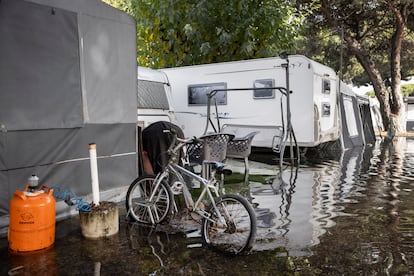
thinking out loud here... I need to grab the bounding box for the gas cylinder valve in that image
[28,174,39,192]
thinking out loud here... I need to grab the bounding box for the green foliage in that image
[104,0,413,91]
[127,0,309,68]
[296,0,414,86]
[365,90,376,98]
[102,0,131,13]
[295,26,366,84]
[224,172,269,185]
[365,83,414,98]
[402,83,414,96]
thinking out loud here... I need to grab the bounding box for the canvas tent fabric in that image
[0,0,83,130]
[338,83,373,148]
[0,0,137,129]
[0,0,138,234]
[357,96,376,145]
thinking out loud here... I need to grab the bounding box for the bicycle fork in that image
[147,172,171,224]
[199,186,230,230]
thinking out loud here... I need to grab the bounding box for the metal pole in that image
[89,143,100,206]
[281,55,300,166]
[285,58,295,164]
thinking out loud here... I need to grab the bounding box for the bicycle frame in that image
[157,162,221,218]
[127,130,256,254]
[145,132,229,226]
[126,129,257,255]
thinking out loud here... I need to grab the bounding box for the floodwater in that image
[1,137,414,275]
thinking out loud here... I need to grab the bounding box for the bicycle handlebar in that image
[163,129,201,160]
[163,129,200,145]
[176,136,198,144]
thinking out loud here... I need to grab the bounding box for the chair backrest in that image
[226,131,259,158]
[187,133,234,164]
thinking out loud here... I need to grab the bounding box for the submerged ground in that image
[1,137,414,275]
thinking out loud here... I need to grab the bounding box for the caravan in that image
[137,66,176,128]
[161,55,344,149]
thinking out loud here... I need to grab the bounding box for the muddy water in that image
[1,138,414,275]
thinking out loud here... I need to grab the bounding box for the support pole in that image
[280,53,300,168]
[89,143,100,206]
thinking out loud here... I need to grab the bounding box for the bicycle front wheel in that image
[126,175,173,225]
[201,194,257,255]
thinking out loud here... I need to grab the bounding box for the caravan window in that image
[253,79,275,98]
[322,102,331,116]
[322,79,331,94]
[188,83,227,105]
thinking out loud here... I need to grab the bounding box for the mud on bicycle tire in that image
[201,194,257,255]
[125,174,173,225]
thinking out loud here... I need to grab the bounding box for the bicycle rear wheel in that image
[201,194,256,255]
[126,175,173,225]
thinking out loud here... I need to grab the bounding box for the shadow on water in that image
[2,138,414,274]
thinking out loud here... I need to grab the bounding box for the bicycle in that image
[126,131,257,255]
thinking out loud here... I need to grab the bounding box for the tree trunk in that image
[320,0,411,136]
[342,32,392,131]
[341,20,407,135]
[388,1,407,134]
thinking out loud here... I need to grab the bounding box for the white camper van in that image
[161,55,341,149]
[137,66,176,128]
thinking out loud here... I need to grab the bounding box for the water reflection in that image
[382,138,408,274]
[309,138,414,274]
[7,246,57,275]
[251,141,388,256]
[126,224,170,275]
[251,156,344,255]
[244,138,414,273]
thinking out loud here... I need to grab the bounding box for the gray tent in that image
[0,0,137,234]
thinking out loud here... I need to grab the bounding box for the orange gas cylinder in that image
[8,185,56,252]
